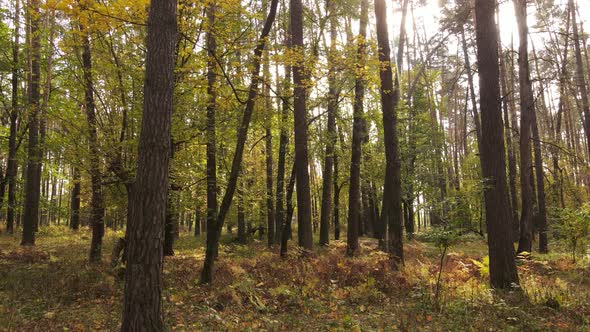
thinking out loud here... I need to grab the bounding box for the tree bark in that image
[80,21,106,262]
[69,167,81,230]
[346,0,368,256]
[474,0,520,289]
[121,0,177,329]
[291,0,313,250]
[374,0,407,267]
[319,0,339,246]
[6,0,20,234]
[514,0,535,254]
[570,0,590,159]
[21,0,41,246]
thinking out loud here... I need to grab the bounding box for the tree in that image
[374,0,407,267]
[346,0,368,256]
[80,18,106,262]
[291,0,313,250]
[6,0,20,234]
[200,0,279,284]
[21,0,42,246]
[121,0,177,329]
[319,0,339,247]
[474,0,519,288]
[569,0,590,160]
[514,0,535,254]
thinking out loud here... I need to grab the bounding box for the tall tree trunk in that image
[201,0,279,284]
[6,0,20,234]
[514,0,535,254]
[374,0,407,267]
[346,0,368,256]
[319,0,339,246]
[80,21,105,262]
[121,0,177,329]
[280,163,296,256]
[499,44,520,240]
[204,2,219,262]
[474,0,519,289]
[70,167,81,230]
[21,0,41,246]
[460,28,483,154]
[570,0,590,159]
[237,176,246,243]
[274,53,290,244]
[290,0,313,250]
[264,56,275,247]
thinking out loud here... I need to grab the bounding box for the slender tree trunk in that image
[290,0,313,250]
[70,167,81,230]
[374,0,407,267]
[204,2,219,263]
[499,45,519,240]
[319,0,339,246]
[6,0,20,234]
[237,176,246,243]
[280,163,296,256]
[474,0,519,289]
[201,0,279,283]
[121,0,177,329]
[346,0,368,255]
[21,0,42,246]
[570,0,590,159]
[264,56,275,247]
[275,57,290,244]
[80,21,105,262]
[514,0,535,254]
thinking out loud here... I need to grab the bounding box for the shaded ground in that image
[1,226,589,331]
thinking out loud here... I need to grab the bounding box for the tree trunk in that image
[6,0,20,234]
[21,0,41,246]
[275,56,290,244]
[291,0,313,250]
[374,0,407,267]
[80,21,105,262]
[280,163,296,257]
[570,0,590,159]
[514,0,535,254]
[204,2,219,264]
[264,56,275,247]
[70,167,81,230]
[346,0,368,256]
[121,0,177,329]
[319,0,339,246]
[201,0,279,284]
[499,44,520,240]
[474,0,519,289]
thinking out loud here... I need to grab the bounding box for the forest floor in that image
[1,226,589,331]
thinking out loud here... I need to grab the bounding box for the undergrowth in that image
[0,226,588,331]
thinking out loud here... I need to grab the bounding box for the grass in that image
[0,226,589,331]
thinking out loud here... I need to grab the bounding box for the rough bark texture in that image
[6,0,20,234]
[474,0,520,289]
[319,0,339,247]
[69,167,81,230]
[81,23,105,262]
[346,0,368,256]
[374,0,406,267]
[21,0,41,246]
[514,0,535,254]
[121,0,177,329]
[291,0,313,250]
[569,0,590,160]
[204,2,219,265]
